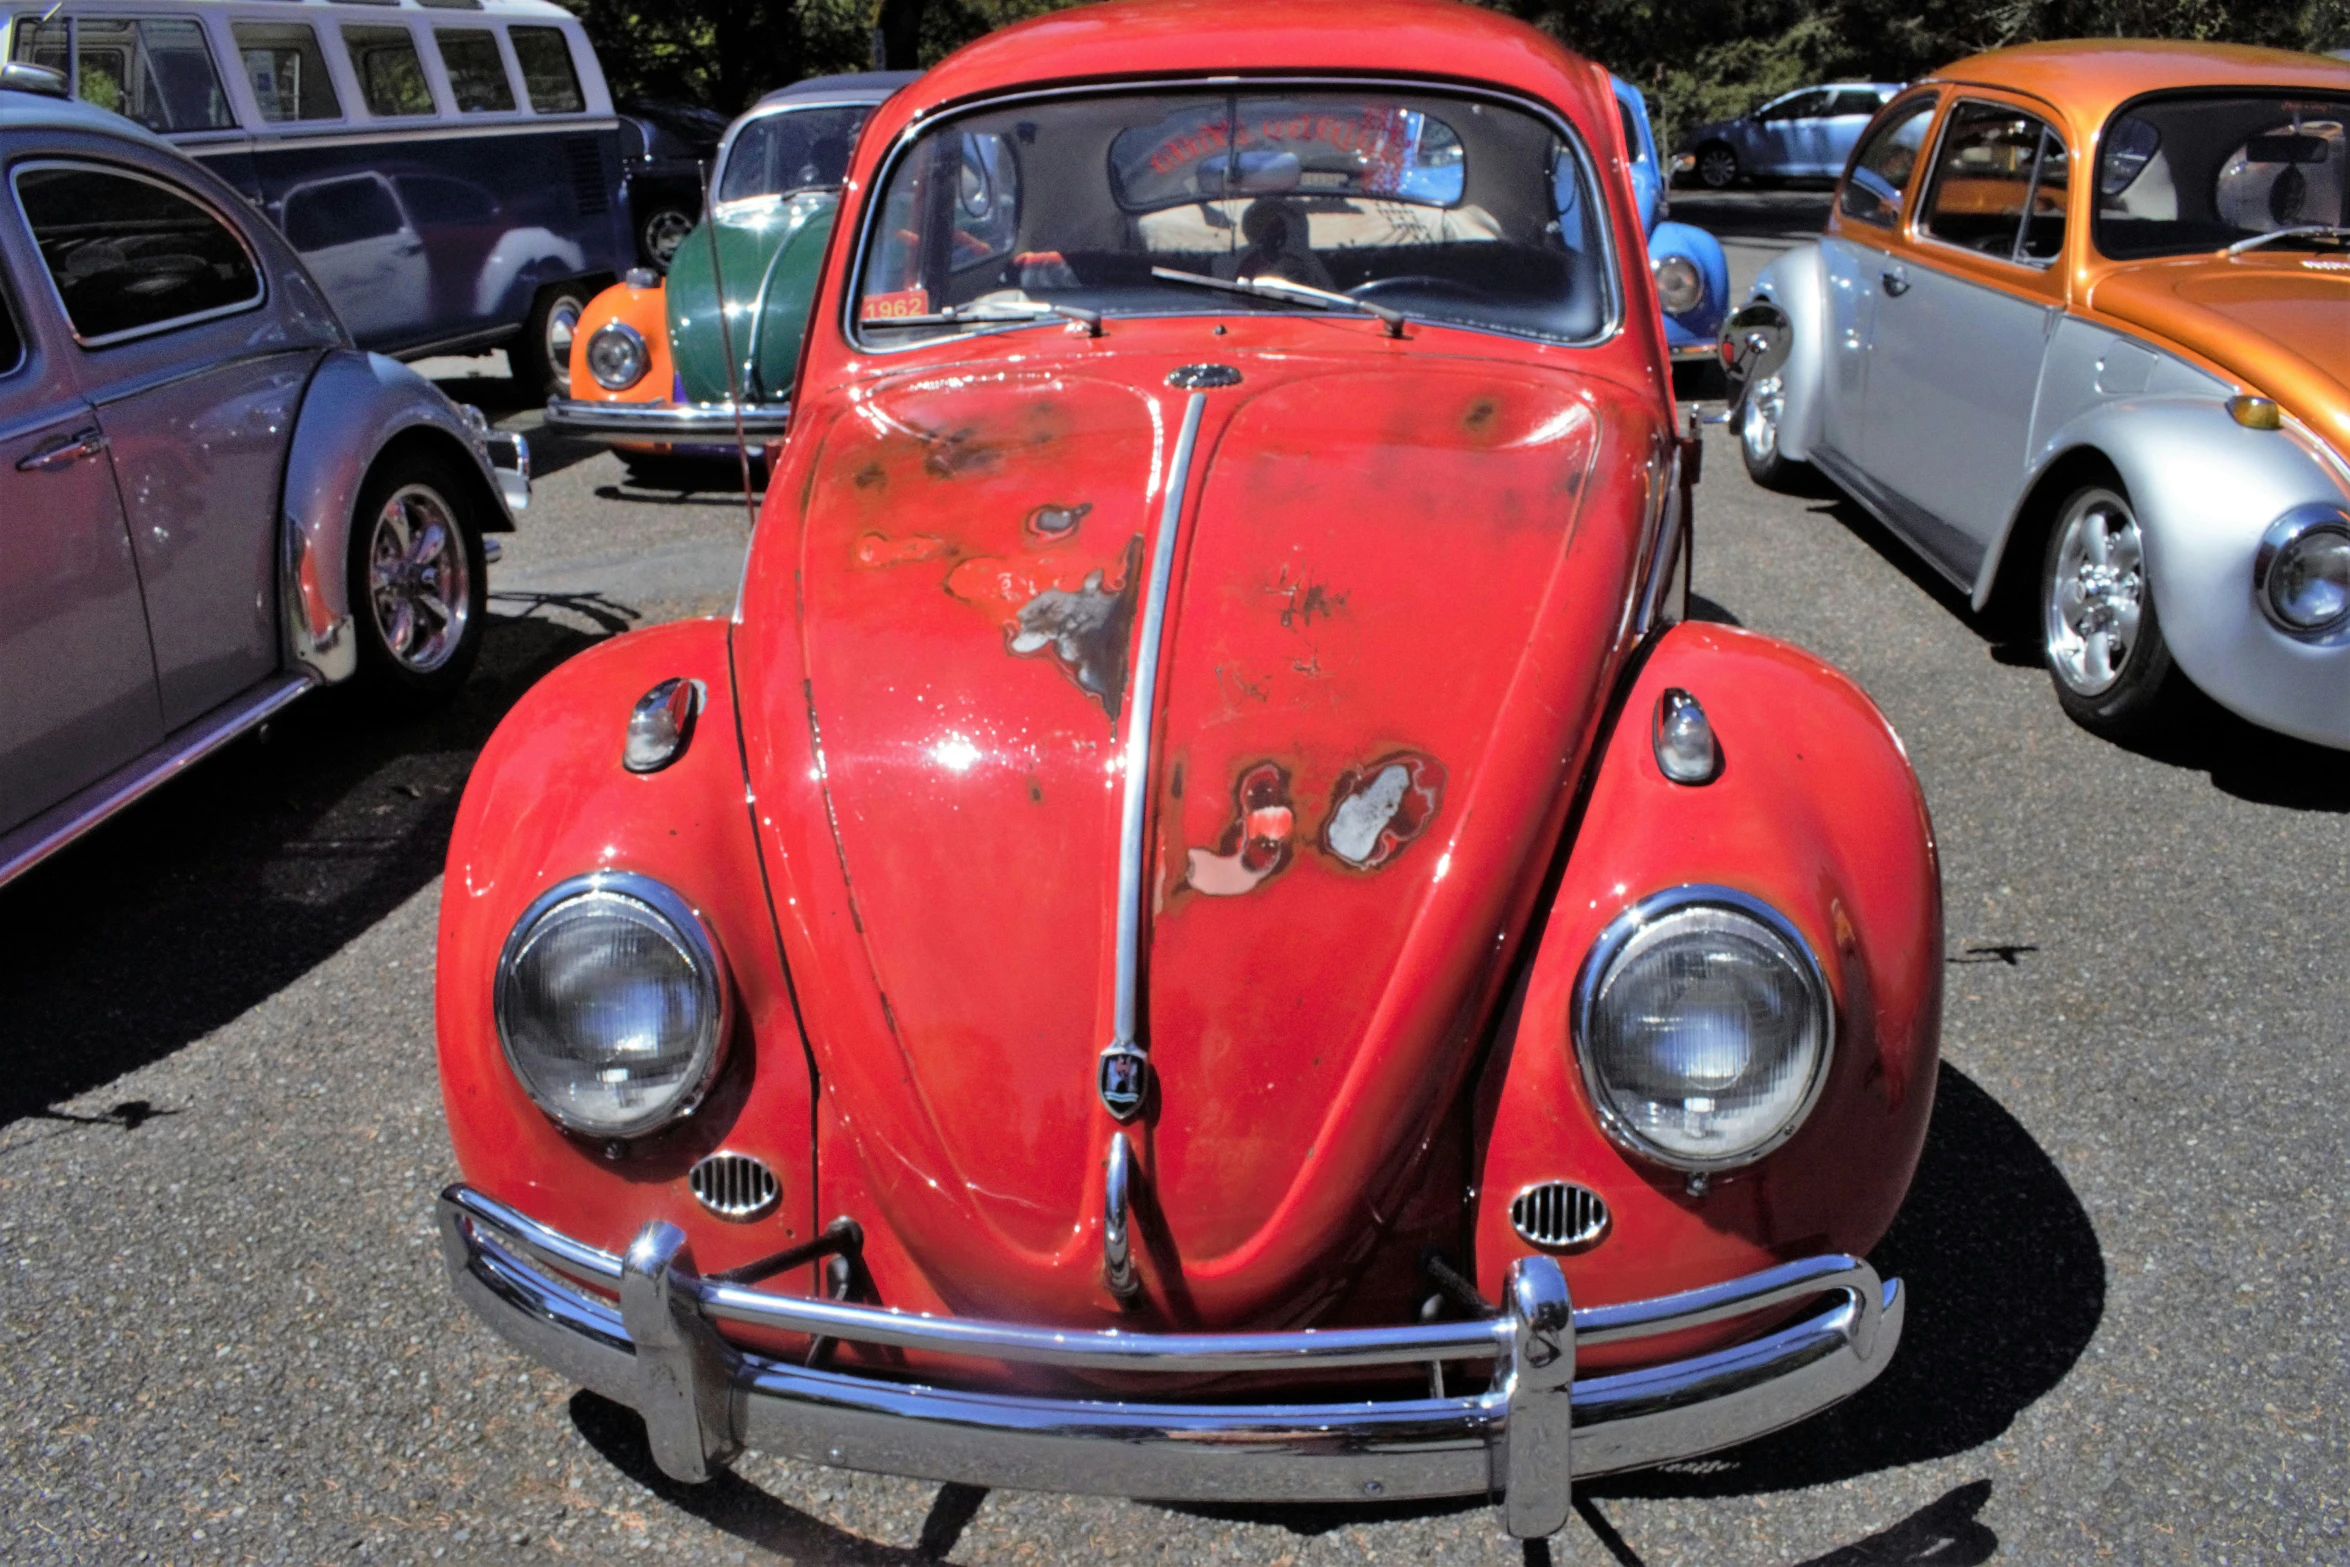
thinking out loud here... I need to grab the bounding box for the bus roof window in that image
[234,22,342,124]
[509,27,582,115]
[435,29,514,115]
[342,25,433,118]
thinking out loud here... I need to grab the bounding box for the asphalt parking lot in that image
[2,189,2345,1565]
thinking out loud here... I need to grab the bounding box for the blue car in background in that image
[1671,82,1903,190]
[1613,75,1726,362]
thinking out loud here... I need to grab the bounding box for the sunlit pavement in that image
[0,194,2342,1563]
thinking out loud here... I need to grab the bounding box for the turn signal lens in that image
[1653,688,1718,784]
[495,875,725,1138]
[586,322,650,391]
[1576,891,1832,1171]
[1652,254,1704,315]
[2228,395,2283,431]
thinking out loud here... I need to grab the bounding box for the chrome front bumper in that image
[439,1185,1901,1539]
[542,396,791,442]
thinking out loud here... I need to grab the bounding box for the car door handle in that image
[1881,272,1910,297]
[15,427,108,473]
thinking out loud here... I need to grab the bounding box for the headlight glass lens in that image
[585,323,649,391]
[1653,255,1704,315]
[2267,525,2350,631]
[1579,897,1830,1168]
[496,881,722,1137]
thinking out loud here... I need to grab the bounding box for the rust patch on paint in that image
[1026,501,1092,538]
[1462,396,1500,434]
[853,462,888,490]
[945,536,1144,718]
[1321,753,1446,871]
[1266,565,1346,630]
[855,531,951,567]
[1184,762,1296,896]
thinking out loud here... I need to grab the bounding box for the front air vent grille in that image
[1509,1181,1610,1252]
[565,136,609,216]
[688,1152,779,1221]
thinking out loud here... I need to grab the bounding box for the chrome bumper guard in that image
[542,397,792,441]
[439,1185,1901,1539]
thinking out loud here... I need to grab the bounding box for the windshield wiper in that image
[1149,265,1408,337]
[2226,225,2350,255]
[864,299,1102,336]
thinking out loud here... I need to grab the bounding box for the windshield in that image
[2097,94,2350,258]
[717,105,874,209]
[852,88,1614,346]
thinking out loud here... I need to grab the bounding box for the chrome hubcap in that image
[2046,488,2143,697]
[367,484,470,674]
[546,299,581,383]
[1741,374,1783,466]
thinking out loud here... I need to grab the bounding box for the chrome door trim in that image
[0,673,311,889]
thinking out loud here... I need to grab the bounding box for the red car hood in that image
[738,342,1651,1325]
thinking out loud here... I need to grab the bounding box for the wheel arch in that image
[283,351,516,684]
[1975,444,2124,632]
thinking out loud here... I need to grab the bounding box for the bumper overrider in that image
[440,1186,1903,1537]
[541,397,792,442]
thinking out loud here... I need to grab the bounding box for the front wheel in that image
[640,206,696,270]
[348,451,488,706]
[1737,372,1808,491]
[2041,483,2181,740]
[518,284,592,399]
[1696,143,1740,190]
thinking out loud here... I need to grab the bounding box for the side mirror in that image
[0,61,68,99]
[1717,300,1791,402]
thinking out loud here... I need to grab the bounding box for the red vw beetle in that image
[435,0,1940,1535]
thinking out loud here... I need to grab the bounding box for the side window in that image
[508,27,583,114]
[1841,97,1935,227]
[16,164,262,344]
[1830,89,1888,118]
[1923,100,2067,265]
[10,19,67,73]
[341,25,433,118]
[434,28,514,114]
[282,176,405,251]
[233,23,342,124]
[73,17,236,133]
[1759,90,1830,124]
[0,287,22,376]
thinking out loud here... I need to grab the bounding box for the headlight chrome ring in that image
[1572,884,1834,1174]
[493,871,729,1139]
[585,321,651,392]
[2253,503,2350,639]
[1652,254,1705,316]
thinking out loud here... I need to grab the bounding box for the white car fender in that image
[1742,242,1830,462]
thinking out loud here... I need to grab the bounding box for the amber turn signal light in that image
[2229,395,2284,431]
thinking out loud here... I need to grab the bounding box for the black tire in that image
[347,449,489,707]
[639,205,697,270]
[517,283,594,399]
[1695,143,1740,190]
[2039,481,2181,740]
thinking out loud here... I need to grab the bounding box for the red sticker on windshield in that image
[861,288,931,321]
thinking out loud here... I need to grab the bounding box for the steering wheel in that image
[1351,275,1494,303]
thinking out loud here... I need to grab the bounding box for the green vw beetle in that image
[544,72,914,468]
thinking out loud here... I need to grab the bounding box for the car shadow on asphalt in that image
[0,605,631,1130]
[1811,493,2350,812]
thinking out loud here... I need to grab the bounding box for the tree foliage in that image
[572,0,2350,140]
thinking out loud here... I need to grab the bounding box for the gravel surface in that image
[2,197,2345,1564]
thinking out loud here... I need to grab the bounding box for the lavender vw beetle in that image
[0,72,528,887]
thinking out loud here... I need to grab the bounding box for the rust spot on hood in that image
[1026,502,1093,538]
[1184,762,1296,897]
[1321,753,1446,871]
[855,531,952,567]
[945,536,1144,719]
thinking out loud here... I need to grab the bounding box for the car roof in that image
[0,88,178,151]
[753,72,920,111]
[1930,40,2350,131]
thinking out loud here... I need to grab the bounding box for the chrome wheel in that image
[642,208,694,268]
[2045,487,2144,697]
[366,484,471,674]
[1741,373,1784,467]
[544,297,582,385]
[1698,146,1739,189]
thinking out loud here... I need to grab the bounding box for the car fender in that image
[2005,397,2350,743]
[435,619,826,1301]
[1472,619,1941,1362]
[1649,218,1730,343]
[282,351,517,683]
[1741,242,1829,459]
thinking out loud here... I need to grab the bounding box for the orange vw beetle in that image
[1728,43,2350,747]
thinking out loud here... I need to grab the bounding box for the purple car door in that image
[17,161,311,730]
[0,251,161,832]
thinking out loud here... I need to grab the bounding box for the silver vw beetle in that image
[0,70,528,886]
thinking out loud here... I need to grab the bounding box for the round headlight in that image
[1575,888,1832,1171]
[1652,254,1705,316]
[585,322,650,391]
[2257,507,2350,635]
[495,874,725,1138]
